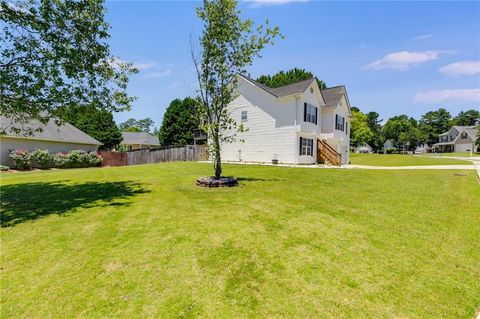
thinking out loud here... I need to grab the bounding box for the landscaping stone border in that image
[196,176,238,187]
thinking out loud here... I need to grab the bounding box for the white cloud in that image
[143,69,172,78]
[414,34,433,40]
[245,0,308,7]
[110,58,158,70]
[414,89,480,104]
[364,50,453,71]
[439,60,480,76]
[134,62,158,70]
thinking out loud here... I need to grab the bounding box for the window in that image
[461,132,468,139]
[299,137,314,156]
[304,103,317,124]
[335,114,345,131]
[345,122,348,135]
[241,110,247,122]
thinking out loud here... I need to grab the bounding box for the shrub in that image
[385,148,396,154]
[9,149,32,170]
[31,149,52,169]
[85,152,103,167]
[52,151,102,168]
[52,153,70,168]
[67,150,84,168]
[0,165,9,171]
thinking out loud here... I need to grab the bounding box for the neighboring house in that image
[221,75,352,165]
[433,126,477,153]
[414,144,430,154]
[120,132,160,150]
[383,139,394,151]
[355,143,373,154]
[0,116,102,166]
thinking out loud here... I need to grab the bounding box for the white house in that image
[221,75,352,165]
[433,126,477,153]
[355,143,373,154]
[0,115,102,166]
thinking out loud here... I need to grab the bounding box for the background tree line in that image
[351,107,479,152]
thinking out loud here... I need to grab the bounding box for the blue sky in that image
[105,0,480,128]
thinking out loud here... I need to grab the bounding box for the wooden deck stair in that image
[317,139,341,166]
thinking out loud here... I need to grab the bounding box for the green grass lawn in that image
[350,153,471,166]
[1,163,479,318]
[422,152,480,157]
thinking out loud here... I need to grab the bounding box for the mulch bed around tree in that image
[196,176,238,187]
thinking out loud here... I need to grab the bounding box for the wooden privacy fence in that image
[98,151,128,166]
[98,145,207,167]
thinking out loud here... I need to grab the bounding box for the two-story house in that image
[433,126,477,153]
[220,74,352,165]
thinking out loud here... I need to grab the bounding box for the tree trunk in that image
[214,147,222,179]
[212,129,222,179]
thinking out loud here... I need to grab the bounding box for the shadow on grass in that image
[1,181,148,227]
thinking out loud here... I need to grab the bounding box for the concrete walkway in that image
[346,164,476,170]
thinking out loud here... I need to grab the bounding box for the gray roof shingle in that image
[239,74,315,97]
[321,86,345,108]
[121,132,160,146]
[0,116,102,145]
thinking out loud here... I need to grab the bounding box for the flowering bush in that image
[52,153,70,168]
[31,149,52,169]
[65,150,102,168]
[10,149,102,170]
[9,149,32,170]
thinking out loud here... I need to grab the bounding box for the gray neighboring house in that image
[120,132,160,150]
[433,125,478,153]
[0,116,102,166]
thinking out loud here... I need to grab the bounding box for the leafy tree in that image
[384,115,424,151]
[256,68,326,89]
[0,0,137,134]
[453,109,480,126]
[399,126,426,152]
[55,106,123,150]
[418,108,452,146]
[192,0,281,178]
[365,111,384,152]
[158,97,199,146]
[122,126,143,133]
[350,109,374,147]
[119,118,155,133]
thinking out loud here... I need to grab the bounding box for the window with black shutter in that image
[300,137,314,156]
[304,103,317,124]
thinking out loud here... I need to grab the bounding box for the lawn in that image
[1,163,479,318]
[350,153,471,166]
[422,152,480,157]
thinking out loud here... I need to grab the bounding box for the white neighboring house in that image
[221,75,352,165]
[433,126,478,153]
[0,116,102,166]
[354,143,373,154]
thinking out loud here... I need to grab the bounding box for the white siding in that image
[221,78,298,163]
[220,78,350,165]
[0,137,99,166]
[319,95,351,164]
